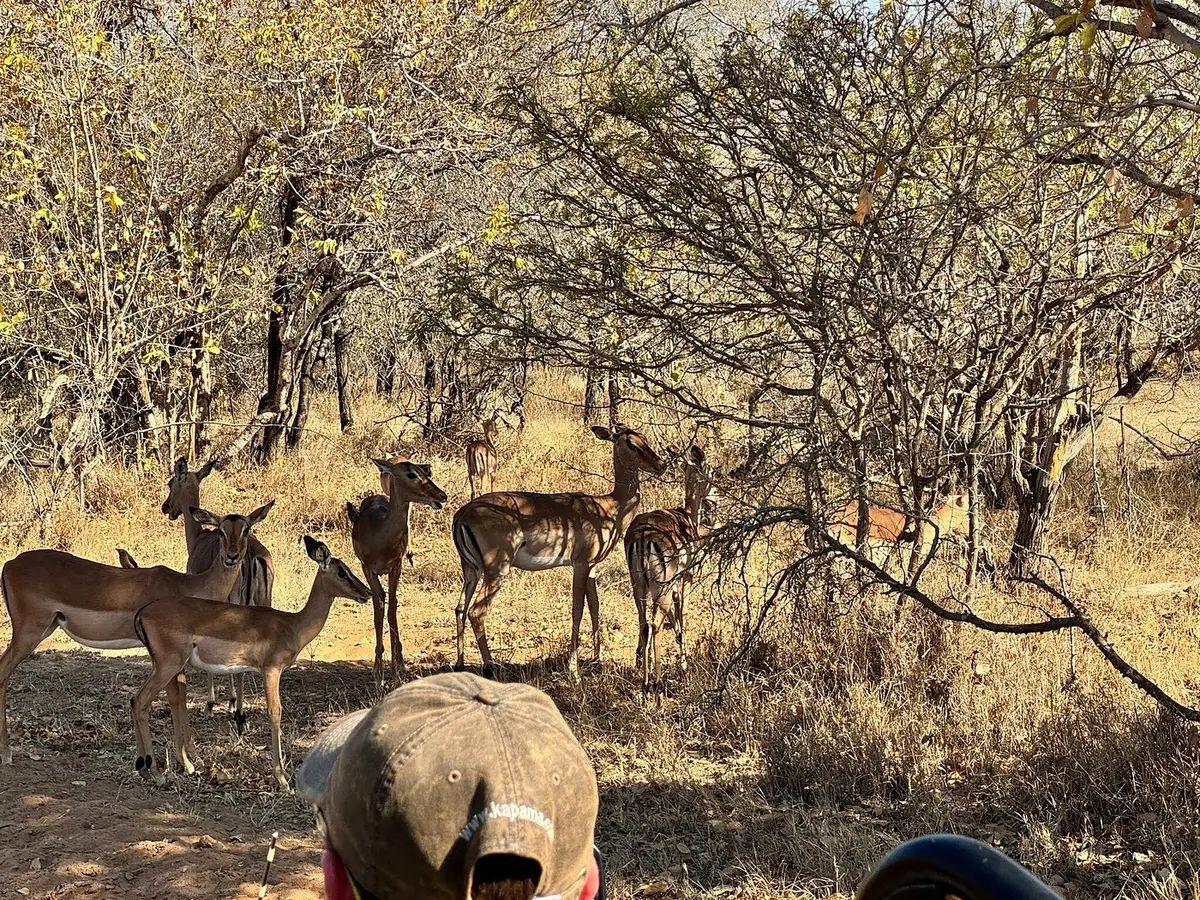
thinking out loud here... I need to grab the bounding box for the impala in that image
[465,410,508,500]
[453,424,667,681]
[132,536,370,790]
[0,502,273,765]
[347,457,448,681]
[826,493,970,567]
[162,457,275,728]
[625,445,717,701]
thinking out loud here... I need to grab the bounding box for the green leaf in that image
[1080,22,1097,49]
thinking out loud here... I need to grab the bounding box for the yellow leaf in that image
[1080,22,1097,49]
[1171,256,1183,275]
[1053,14,1077,33]
[101,185,123,213]
[852,188,874,225]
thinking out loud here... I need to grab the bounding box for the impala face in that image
[305,535,372,604]
[162,457,217,520]
[598,425,668,476]
[372,459,449,510]
[189,501,275,568]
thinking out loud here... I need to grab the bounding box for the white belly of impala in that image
[513,548,570,570]
[189,648,255,676]
[60,628,143,651]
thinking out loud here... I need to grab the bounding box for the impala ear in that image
[345,501,360,525]
[688,445,706,466]
[591,425,613,442]
[304,535,331,567]
[188,506,219,528]
[372,458,393,474]
[173,457,188,478]
[196,459,218,481]
[117,548,139,569]
[420,463,432,477]
[247,499,275,527]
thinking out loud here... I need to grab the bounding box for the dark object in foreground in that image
[858,835,1060,900]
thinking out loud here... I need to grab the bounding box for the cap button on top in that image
[474,686,501,706]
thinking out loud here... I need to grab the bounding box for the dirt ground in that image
[0,568,719,900]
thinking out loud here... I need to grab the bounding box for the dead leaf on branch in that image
[853,188,874,225]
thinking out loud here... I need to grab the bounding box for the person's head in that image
[298,672,602,900]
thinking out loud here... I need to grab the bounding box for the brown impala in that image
[625,444,717,702]
[0,502,273,764]
[132,536,370,790]
[162,457,275,729]
[465,410,508,500]
[453,424,667,681]
[347,457,447,681]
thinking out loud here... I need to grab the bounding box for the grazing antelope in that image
[625,445,716,701]
[825,493,970,568]
[453,424,667,681]
[0,503,272,765]
[465,410,508,500]
[132,536,370,790]
[347,457,448,681]
[162,457,275,729]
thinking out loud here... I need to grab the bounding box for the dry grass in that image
[3,374,1200,899]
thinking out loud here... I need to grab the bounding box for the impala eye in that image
[406,471,417,479]
[338,568,348,580]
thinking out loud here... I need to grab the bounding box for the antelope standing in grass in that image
[453,424,667,680]
[161,457,275,729]
[0,503,272,765]
[825,493,970,569]
[465,410,509,500]
[347,457,448,682]
[625,445,717,701]
[132,536,370,790]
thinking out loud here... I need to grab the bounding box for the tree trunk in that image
[376,344,396,397]
[512,360,528,430]
[252,175,303,464]
[607,371,622,424]
[439,355,461,433]
[188,333,213,459]
[1009,327,1083,576]
[286,324,331,451]
[422,353,437,440]
[334,324,354,431]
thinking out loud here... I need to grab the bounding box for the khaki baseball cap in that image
[298,672,599,900]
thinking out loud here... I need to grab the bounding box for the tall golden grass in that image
[2,373,1200,899]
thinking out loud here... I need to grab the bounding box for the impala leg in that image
[674,579,688,676]
[455,560,480,672]
[468,561,510,680]
[0,618,55,765]
[632,571,649,673]
[206,674,218,713]
[568,567,590,683]
[263,667,289,791]
[166,674,198,775]
[364,567,387,687]
[387,562,405,677]
[132,662,180,786]
[231,674,247,734]
[585,574,601,666]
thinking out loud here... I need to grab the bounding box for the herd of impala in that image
[0,418,969,789]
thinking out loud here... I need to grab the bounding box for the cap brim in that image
[297,707,373,805]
